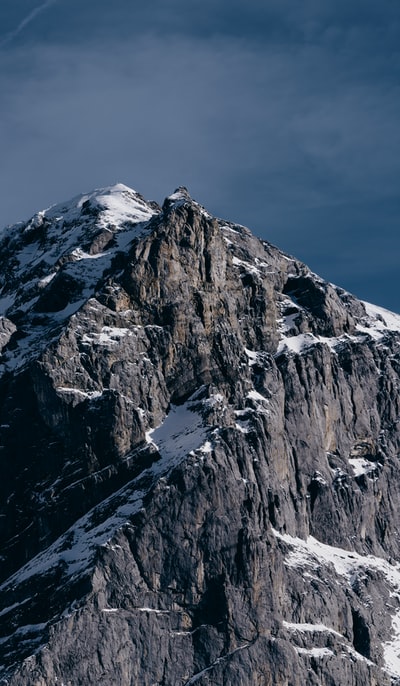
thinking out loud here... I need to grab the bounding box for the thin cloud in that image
[0,0,58,48]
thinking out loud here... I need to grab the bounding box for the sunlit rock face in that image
[1,184,400,685]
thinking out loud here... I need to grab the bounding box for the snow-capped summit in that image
[70,182,158,226]
[0,184,161,369]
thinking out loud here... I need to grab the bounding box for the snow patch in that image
[74,183,156,227]
[166,188,210,218]
[70,248,108,261]
[283,621,342,638]
[82,326,131,346]
[385,611,400,678]
[204,393,225,406]
[244,348,259,366]
[235,420,251,434]
[280,312,300,333]
[247,389,268,403]
[38,272,57,288]
[363,302,400,334]
[220,223,241,235]
[198,440,213,454]
[146,400,208,464]
[295,646,334,658]
[276,331,358,356]
[348,457,378,477]
[276,333,320,355]
[232,255,262,276]
[56,387,103,401]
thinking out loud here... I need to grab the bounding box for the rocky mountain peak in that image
[165,185,193,204]
[1,185,400,684]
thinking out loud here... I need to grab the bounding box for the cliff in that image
[1,184,400,684]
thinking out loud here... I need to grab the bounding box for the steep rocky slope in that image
[1,184,400,684]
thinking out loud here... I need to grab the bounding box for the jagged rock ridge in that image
[1,184,400,684]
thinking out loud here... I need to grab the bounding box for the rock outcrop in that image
[1,184,400,684]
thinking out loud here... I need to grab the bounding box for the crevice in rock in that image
[351,608,371,659]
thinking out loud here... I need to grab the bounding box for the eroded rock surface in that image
[1,185,400,684]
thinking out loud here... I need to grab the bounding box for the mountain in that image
[1,183,400,685]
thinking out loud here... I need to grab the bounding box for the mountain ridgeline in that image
[1,184,400,684]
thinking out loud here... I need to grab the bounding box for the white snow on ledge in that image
[295,646,334,658]
[56,387,103,403]
[276,333,319,355]
[276,332,345,356]
[273,529,400,677]
[348,457,379,477]
[82,326,132,346]
[244,348,259,365]
[146,400,209,463]
[361,301,400,334]
[283,621,342,638]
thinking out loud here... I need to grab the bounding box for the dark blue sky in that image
[1,1,399,310]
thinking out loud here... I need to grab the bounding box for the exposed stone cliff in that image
[1,184,400,684]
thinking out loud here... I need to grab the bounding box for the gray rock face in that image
[1,184,400,684]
